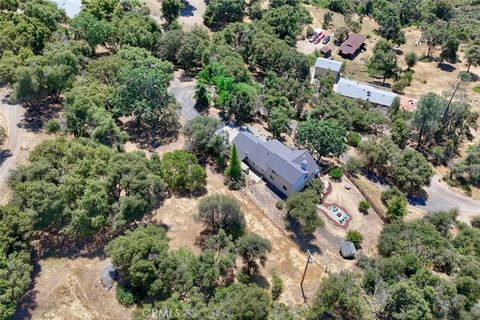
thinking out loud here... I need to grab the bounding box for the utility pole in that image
[300,250,315,303]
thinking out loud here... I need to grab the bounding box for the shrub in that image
[392,79,409,94]
[472,216,480,228]
[381,187,404,205]
[329,167,343,181]
[0,125,6,144]
[346,132,361,147]
[237,271,253,284]
[305,177,324,201]
[345,156,364,174]
[271,272,284,301]
[116,285,136,306]
[358,200,370,214]
[276,200,285,210]
[346,230,364,249]
[45,119,61,133]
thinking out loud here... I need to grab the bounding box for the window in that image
[272,170,276,175]
[270,175,274,181]
[282,185,287,191]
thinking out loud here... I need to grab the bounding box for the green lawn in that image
[473,86,480,94]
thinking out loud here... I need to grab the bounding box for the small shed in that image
[314,57,342,79]
[320,46,332,57]
[340,240,357,259]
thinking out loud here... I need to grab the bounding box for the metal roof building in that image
[314,57,343,74]
[340,241,357,259]
[52,0,82,18]
[334,77,398,107]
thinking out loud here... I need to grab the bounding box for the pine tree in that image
[225,144,244,189]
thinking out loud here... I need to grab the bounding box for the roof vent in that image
[301,160,308,170]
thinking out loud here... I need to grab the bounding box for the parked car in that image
[308,31,319,42]
[322,35,331,44]
[313,33,325,44]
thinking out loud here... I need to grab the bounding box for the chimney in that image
[301,160,308,170]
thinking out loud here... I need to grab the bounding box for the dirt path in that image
[0,88,25,188]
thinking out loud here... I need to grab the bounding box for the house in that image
[232,129,319,197]
[339,33,366,59]
[334,77,398,107]
[313,57,342,79]
[52,0,82,17]
[340,240,357,259]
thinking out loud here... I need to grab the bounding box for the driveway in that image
[168,71,199,123]
[0,88,25,186]
[409,175,480,221]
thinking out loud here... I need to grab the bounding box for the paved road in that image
[168,72,199,123]
[0,89,25,184]
[411,175,480,214]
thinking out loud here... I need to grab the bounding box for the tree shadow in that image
[252,274,270,290]
[437,63,456,73]
[286,216,321,255]
[121,120,179,150]
[0,149,12,165]
[13,250,41,320]
[180,0,196,17]
[18,102,62,133]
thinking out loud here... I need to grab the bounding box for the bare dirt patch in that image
[17,256,132,320]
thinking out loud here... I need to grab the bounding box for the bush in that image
[237,271,253,284]
[345,156,364,174]
[346,132,361,147]
[346,230,364,249]
[472,216,480,228]
[0,125,6,144]
[358,200,370,214]
[392,79,410,94]
[329,167,343,181]
[276,200,285,210]
[45,119,61,133]
[116,285,136,306]
[381,187,404,205]
[305,177,324,201]
[271,272,284,301]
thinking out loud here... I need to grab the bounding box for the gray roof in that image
[334,77,397,107]
[315,57,342,73]
[52,0,82,18]
[232,129,319,185]
[340,241,357,258]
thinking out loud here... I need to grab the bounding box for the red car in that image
[313,32,325,44]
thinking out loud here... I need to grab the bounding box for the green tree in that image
[296,119,346,160]
[160,150,206,193]
[224,144,244,189]
[387,282,432,320]
[111,62,175,129]
[391,118,409,149]
[236,233,272,275]
[308,273,370,320]
[271,272,283,301]
[72,11,113,54]
[465,42,480,72]
[198,194,246,238]
[224,83,258,124]
[392,149,433,193]
[261,3,312,42]
[346,230,364,249]
[323,11,333,29]
[114,14,162,51]
[358,201,370,214]
[334,26,349,43]
[210,283,271,319]
[440,35,460,63]
[161,0,184,24]
[203,0,245,29]
[421,20,446,58]
[358,135,399,173]
[184,116,226,157]
[176,27,210,71]
[386,195,408,221]
[412,93,445,146]
[286,190,324,234]
[379,16,406,46]
[367,40,398,85]
[267,106,291,138]
[405,52,417,70]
